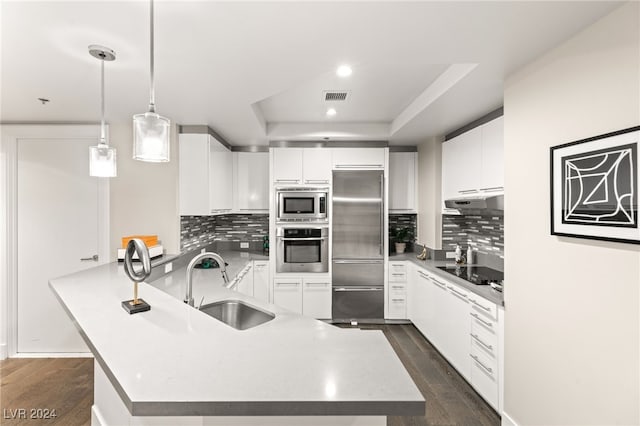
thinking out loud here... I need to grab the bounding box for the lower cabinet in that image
[252,261,270,303]
[407,263,503,413]
[273,275,331,318]
[302,279,332,319]
[273,278,303,314]
[388,262,408,319]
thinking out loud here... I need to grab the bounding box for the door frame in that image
[1,124,110,359]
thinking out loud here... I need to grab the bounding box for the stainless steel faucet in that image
[185,252,231,307]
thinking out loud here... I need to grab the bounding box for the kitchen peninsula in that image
[49,255,425,426]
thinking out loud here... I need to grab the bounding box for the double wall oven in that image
[276,187,329,274]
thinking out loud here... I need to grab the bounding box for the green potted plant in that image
[391,227,414,254]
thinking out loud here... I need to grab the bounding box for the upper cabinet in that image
[441,116,504,208]
[332,148,385,169]
[234,152,269,212]
[389,151,417,212]
[179,133,233,216]
[272,147,332,185]
[480,116,504,191]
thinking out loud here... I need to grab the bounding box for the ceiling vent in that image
[324,91,349,101]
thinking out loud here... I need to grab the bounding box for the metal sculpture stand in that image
[122,238,152,314]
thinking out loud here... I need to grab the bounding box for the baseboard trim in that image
[501,411,518,426]
[12,352,93,358]
[0,343,7,360]
[91,405,106,426]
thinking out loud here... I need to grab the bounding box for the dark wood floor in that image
[341,324,500,426]
[0,325,499,426]
[0,358,93,426]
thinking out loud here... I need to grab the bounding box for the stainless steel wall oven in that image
[276,227,329,273]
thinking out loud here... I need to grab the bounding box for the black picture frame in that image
[550,125,640,245]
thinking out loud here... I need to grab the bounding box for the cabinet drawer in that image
[468,295,497,320]
[470,311,498,336]
[389,282,406,296]
[389,271,407,282]
[470,345,499,410]
[389,262,407,274]
[388,295,407,318]
[470,325,498,360]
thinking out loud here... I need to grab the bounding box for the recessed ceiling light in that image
[336,65,352,77]
[326,108,337,117]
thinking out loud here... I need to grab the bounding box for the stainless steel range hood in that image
[444,194,504,215]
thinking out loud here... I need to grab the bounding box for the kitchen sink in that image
[199,299,275,330]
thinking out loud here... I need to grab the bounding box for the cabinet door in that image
[302,278,331,319]
[480,116,504,192]
[252,261,270,303]
[389,152,417,212]
[423,270,448,349]
[178,134,210,215]
[235,264,254,297]
[332,148,385,169]
[272,148,303,184]
[273,278,302,314]
[209,135,233,212]
[302,148,332,184]
[411,268,433,337]
[441,127,482,201]
[442,282,471,379]
[235,152,269,211]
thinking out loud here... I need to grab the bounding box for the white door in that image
[8,125,108,354]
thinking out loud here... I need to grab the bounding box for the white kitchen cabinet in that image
[272,148,303,184]
[302,148,332,184]
[442,282,470,378]
[302,278,332,319]
[441,126,482,202]
[389,152,417,212]
[273,278,303,314]
[235,263,254,297]
[179,133,232,215]
[332,148,386,169]
[272,148,332,185]
[388,261,408,319]
[252,260,270,303]
[234,152,269,212]
[480,116,504,192]
[441,116,504,212]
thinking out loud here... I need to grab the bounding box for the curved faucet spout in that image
[185,252,230,307]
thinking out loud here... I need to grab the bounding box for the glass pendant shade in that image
[89,143,117,177]
[132,111,170,162]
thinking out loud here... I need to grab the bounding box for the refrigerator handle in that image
[379,173,384,256]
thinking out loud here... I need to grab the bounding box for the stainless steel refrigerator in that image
[332,170,384,320]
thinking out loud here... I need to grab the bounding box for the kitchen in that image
[1,2,639,426]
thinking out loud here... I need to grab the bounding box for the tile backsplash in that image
[181,214,269,252]
[442,214,504,258]
[389,214,417,252]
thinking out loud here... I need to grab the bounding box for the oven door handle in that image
[279,237,327,241]
[333,287,384,292]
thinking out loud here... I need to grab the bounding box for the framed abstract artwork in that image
[550,125,640,244]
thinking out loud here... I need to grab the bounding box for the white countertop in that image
[49,254,424,417]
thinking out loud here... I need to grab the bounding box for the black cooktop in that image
[436,265,504,286]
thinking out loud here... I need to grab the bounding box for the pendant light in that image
[132,0,170,162]
[88,45,117,177]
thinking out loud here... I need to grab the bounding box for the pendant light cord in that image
[100,59,106,144]
[148,0,156,113]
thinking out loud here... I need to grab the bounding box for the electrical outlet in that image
[445,252,456,259]
[164,262,173,274]
[240,242,249,249]
[201,248,206,254]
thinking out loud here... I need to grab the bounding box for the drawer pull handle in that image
[469,299,492,312]
[470,312,493,328]
[447,286,468,299]
[391,273,404,276]
[470,333,494,351]
[459,189,479,194]
[430,278,446,288]
[470,354,493,374]
[304,180,329,184]
[391,263,405,267]
[391,285,404,289]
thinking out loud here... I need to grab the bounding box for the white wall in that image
[108,121,180,259]
[503,3,640,425]
[417,136,442,249]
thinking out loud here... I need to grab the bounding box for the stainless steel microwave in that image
[277,188,328,222]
